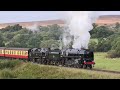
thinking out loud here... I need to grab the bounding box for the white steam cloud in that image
[61,11,99,49]
[27,24,39,32]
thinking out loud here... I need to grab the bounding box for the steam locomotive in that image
[0,47,95,69]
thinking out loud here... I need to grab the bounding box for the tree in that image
[111,37,120,52]
[90,26,114,38]
[12,34,30,47]
[5,41,21,47]
[4,32,15,40]
[0,24,64,49]
[0,33,5,46]
[48,24,63,40]
[14,28,31,35]
[0,24,23,33]
[38,26,49,32]
[115,22,120,32]
[107,37,120,58]
[11,24,23,32]
[40,32,51,40]
[92,23,98,29]
[27,35,42,48]
[40,39,59,49]
[88,40,97,51]
[95,38,110,52]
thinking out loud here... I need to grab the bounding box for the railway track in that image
[91,69,120,74]
[23,61,120,74]
[55,65,120,74]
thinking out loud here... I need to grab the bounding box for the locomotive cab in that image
[81,50,95,69]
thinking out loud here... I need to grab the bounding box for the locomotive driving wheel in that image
[79,64,83,68]
[32,59,36,63]
[83,65,87,69]
[88,65,92,69]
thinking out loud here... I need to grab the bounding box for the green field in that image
[0,52,120,79]
[94,52,120,72]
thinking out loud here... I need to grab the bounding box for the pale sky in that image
[0,11,120,23]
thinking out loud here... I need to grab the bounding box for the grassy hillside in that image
[0,55,120,79]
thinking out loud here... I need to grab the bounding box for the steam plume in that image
[62,11,99,49]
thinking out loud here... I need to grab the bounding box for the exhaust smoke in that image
[62,11,99,49]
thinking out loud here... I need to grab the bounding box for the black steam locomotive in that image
[0,47,95,69]
[28,48,95,69]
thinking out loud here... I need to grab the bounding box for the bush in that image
[107,37,120,58]
[0,60,23,70]
[107,50,120,58]
[0,69,15,79]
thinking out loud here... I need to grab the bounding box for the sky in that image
[0,11,120,23]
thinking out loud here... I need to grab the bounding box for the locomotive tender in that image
[0,47,95,69]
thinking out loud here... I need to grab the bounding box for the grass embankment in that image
[0,58,120,79]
